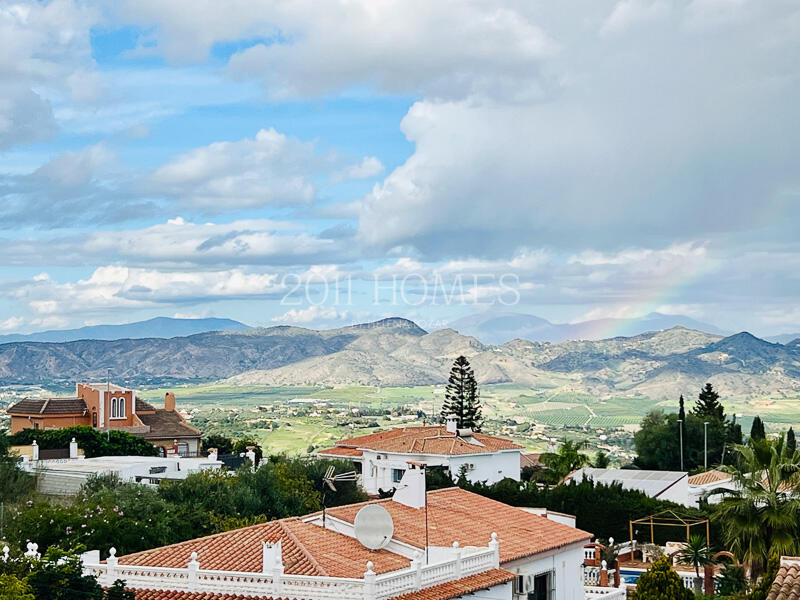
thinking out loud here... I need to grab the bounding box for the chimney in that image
[445,414,458,434]
[164,392,176,412]
[262,540,283,574]
[392,462,426,509]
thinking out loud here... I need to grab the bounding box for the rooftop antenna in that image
[321,466,357,529]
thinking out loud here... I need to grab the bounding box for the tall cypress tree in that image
[787,427,797,453]
[693,383,725,421]
[749,416,766,442]
[678,395,686,421]
[440,355,483,431]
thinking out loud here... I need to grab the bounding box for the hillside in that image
[1,318,800,400]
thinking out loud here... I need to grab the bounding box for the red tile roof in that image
[688,469,732,486]
[316,446,364,457]
[326,426,522,456]
[325,487,591,563]
[392,569,515,600]
[133,592,273,600]
[768,561,800,600]
[117,518,409,578]
[7,397,87,416]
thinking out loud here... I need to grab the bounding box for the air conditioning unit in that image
[514,574,535,594]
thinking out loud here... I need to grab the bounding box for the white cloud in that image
[149,128,318,209]
[271,305,350,325]
[0,316,25,331]
[121,0,554,100]
[332,156,383,183]
[601,0,670,36]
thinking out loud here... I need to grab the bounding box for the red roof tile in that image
[118,518,409,578]
[316,446,364,457]
[688,469,732,486]
[7,397,87,415]
[331,426,522,456]
[393,569,515,600]
[768,562,800,600]
[326,487,591,563]
[133,592,273,600]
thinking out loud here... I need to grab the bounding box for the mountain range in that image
[0,317,251,344]
[1,317,799,401]
[447,311,729,344]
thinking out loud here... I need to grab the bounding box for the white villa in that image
[80,464,624,600]
[317,416,523,494]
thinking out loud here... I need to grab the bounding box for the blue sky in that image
[1,0,799,336]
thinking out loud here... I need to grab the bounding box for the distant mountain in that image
[767,332,800,344]
[2,318,800,401]
[0,317,251,344]
[447,311,728,344]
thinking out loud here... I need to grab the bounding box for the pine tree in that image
[750,416,766,442]
[693,383,725,421]
[440,356,483,431]
[787,427,797,453]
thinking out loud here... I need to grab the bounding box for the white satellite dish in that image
[354,504,394,550]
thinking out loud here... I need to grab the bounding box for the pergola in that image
[629,509,710,546]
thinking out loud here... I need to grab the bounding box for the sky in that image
[1,0,799,337]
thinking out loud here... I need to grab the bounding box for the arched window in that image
[118,397,125,418]
[111,397,118,418]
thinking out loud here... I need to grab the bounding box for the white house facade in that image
[317,417,523,494]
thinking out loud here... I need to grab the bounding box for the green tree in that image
[717,564,748,597]
[593,451,610,469]
[694,383,725,422]
[0,575,34,600]
[25,550,104,600]
[104,580,134,600]
[677,535,712,593]
[629,556,694,600]
[440,356,482,431]
[9,427,157,458]
[714,438,800,578]
[679,394,686,421]
[201,434,234,455]
[0,431,34,503]
[748,554,779,600]
[788,427,797,453]
[750,417,766,442]
[540,439,590,482]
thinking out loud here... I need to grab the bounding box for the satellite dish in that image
[354,504,394,550]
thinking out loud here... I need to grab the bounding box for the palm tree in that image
[677,534,712,593]
[541,439,591,482]
[713,435,800,579]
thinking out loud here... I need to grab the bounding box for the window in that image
[391,468,405,483]
[177,442,189,456]
[34,422,40,430]
[118,398,125,418]
[530,572,552,600]
[92,412,98,427]
[111,397,118,418]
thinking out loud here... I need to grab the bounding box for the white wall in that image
[467,582,513,599]
[657,476,690,506]
[504,543,585,600]
[358,449,521,494]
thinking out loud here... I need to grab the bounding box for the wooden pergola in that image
[629,509,710,546]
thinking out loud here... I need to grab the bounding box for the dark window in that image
[353,461,362,474]
[391,468,404,483]
[92,412,98,427]
[33,422,40,430]
[530,572,550,600]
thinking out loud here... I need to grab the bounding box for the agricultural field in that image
[4,382,795,462]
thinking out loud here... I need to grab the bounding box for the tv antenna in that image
[321,466,358,528]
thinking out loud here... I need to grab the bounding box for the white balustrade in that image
[583,566,601,586]
[82,541,499,600]
[585,585,627,600]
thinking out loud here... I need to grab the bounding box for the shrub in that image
[629,556,694,600]
[9,427,158,458]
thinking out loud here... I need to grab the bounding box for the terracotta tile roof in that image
[392,569,515,600]
[133,592,273,600]
[137,410,201,440]
[117,517,409,578]
[332,426,522,456]
[326,487,591,563]
[768,562,800,600]
[316,446,364,457]
[135,397,157,412]
[688,469,733,486]
[520,453,542,469]
[7,397,87,416]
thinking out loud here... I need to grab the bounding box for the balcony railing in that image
[83,540,500,600]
